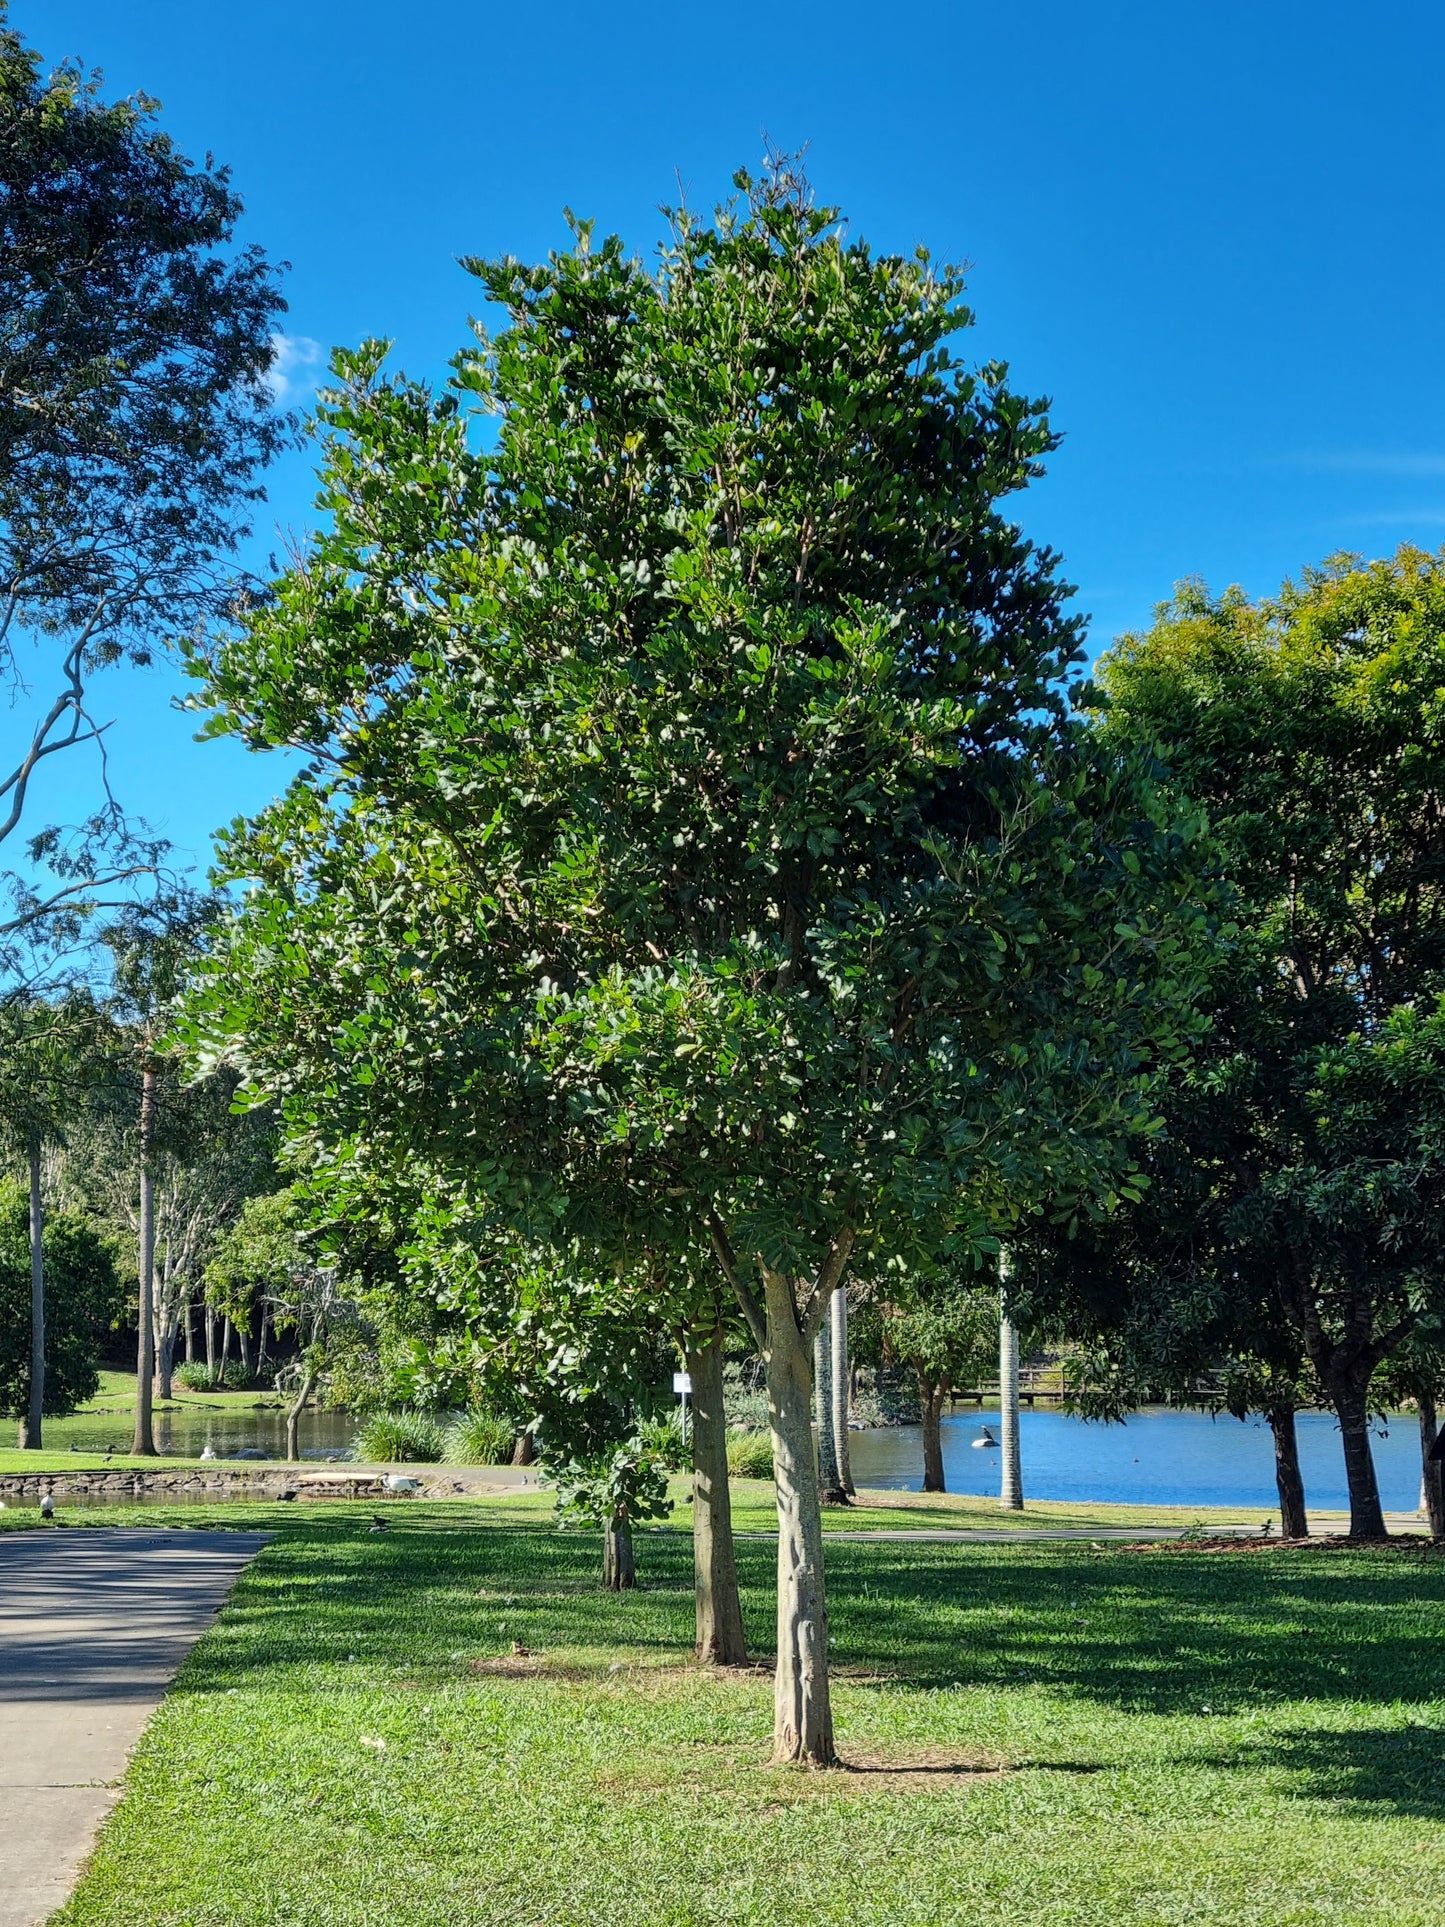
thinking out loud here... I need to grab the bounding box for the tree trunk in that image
[132,1062,158,1457]
[1268,1403,1308,1540]
[205,1302,216,1375]
[603,1514,635,1590]
[762,1265,835,1765]
[686,1330,747,1664]
[830,1287,855,1497]
[237,1325,252,1379]
[256,1304,269,1379]
[511,1430,536,1467]
[20,1131,44,1450]
[184,1297,195,1365]
[286,1370,316,1462]
[1419,1396,1445,1541]
[998,1285,1023,1511]
[918,1372,946,1491]
[1332,1380,1387,1539]
[156,1292,177,1402]
[219,1316,232,1379]
[813,1318,847,1504]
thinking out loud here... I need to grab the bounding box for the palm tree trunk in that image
[998,1275,1023,1511]
[1419,1396,1445,1541]
[132,1061,158,1457]
[813,1317,847,1504]
[20,1129,44,1450]
[830,1287,855,1497]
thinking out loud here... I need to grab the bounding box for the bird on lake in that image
[972,1428,998,1450]
[381,1475,422,1495]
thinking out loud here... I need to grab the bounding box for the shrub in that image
[174,1362,215,1391]
[637,1413,689,1471]
[174,1361,253,1392]
[726,1428,773,1479]
[442,1409,515,1466]
[353,1409,445,1463]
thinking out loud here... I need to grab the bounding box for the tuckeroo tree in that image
[185,162,1213,1762]
[1093,550,1445,1538]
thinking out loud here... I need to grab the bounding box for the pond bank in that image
[0,1465,536,1505]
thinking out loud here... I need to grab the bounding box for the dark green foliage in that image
[0,1176,120,1416]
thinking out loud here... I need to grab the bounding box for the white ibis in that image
[40,1493,54,1520]
[381,1475,422,1495]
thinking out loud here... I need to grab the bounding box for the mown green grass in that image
[15,1497,1445,1926]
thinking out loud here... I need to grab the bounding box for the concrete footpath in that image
[0,1528,269,1927]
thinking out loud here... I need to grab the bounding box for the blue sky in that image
[16,0,1445,874]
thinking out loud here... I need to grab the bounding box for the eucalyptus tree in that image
[185,162,1214,1762]
[1096,552,1445,1537]
[0,7,290,961]
[0,1174,121,1430]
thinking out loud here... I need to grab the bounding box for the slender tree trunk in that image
[762,1265,835,1765]
[830,1287,855,1497]
[918,1372,946,1492]
[1268,1404,1308,1540]
[286,1370,316,1462]
[1332,1379,1387,1539]
[1419,1396,1445,1541]
[687,1331,747,1663]
[998,1279,1023,1511]
[132,1062,158,1457]
[184,1296,195,1365]
[511,1430,536,1467]
[603,1514,636,1590]
[156,1289,177,1402]
[256,1304,269,1379]
[813,1318,847,1504]
[205,1302,216,1375]
[219,1316,232,1379]
[20,1130,44,1450]
[237,1325,252,1379]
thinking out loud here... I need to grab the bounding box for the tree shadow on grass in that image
[1185,1724,1445,1822]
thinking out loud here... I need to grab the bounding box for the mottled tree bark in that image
[1332,1380,1386,1539]
[285,1369,315,1462]
[1268,1404,1308,1540]
[763,1263,835,1764]
[603,1515,636,1590]
[687,1330,747,1664]
[131,1062,158,1457]
[918,1372,946,1492]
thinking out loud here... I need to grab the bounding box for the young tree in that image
[1098,552,1445,1537]
[0,7,290,959]
[185,163,1214,1761]
[878,1275,996,1491]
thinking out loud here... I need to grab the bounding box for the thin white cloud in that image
[263,332,324,404]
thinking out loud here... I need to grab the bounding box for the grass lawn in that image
[12,1496,1445,1926]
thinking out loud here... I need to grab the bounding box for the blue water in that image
[847,1406,1425,1513]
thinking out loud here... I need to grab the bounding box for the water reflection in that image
[43,1407,357,1461]
[849,1406,1422,1511]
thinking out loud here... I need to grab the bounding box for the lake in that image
[848,1405,1425,1512]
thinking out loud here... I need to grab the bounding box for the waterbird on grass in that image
[381,1475,422,1495]
[369,1515,389,1533]
[40,1494,54,1520]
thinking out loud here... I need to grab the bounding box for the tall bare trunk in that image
[219,1316,232,1379]
[184,1296,195,1365]
[603,1515,636,1589]
[132,1062,158,1457]
[286,1370,316,1462]
[1419,1396,1445,1541]
[830,1287,855,1497]
[156,1290,177,1401]
[205,1302,216,1374]
[20,1130,44,1450]
[256,1304,269,1379]
[762,1264,835,1765]
[1268,1404,1308,1539]
[918,1371,946,1491]
[237,1325,252,1380]
[687,1331,747,1663]
[998,1280,1023,1511]
[1332,1380,1386,1539]
[813,1318,847,1504]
